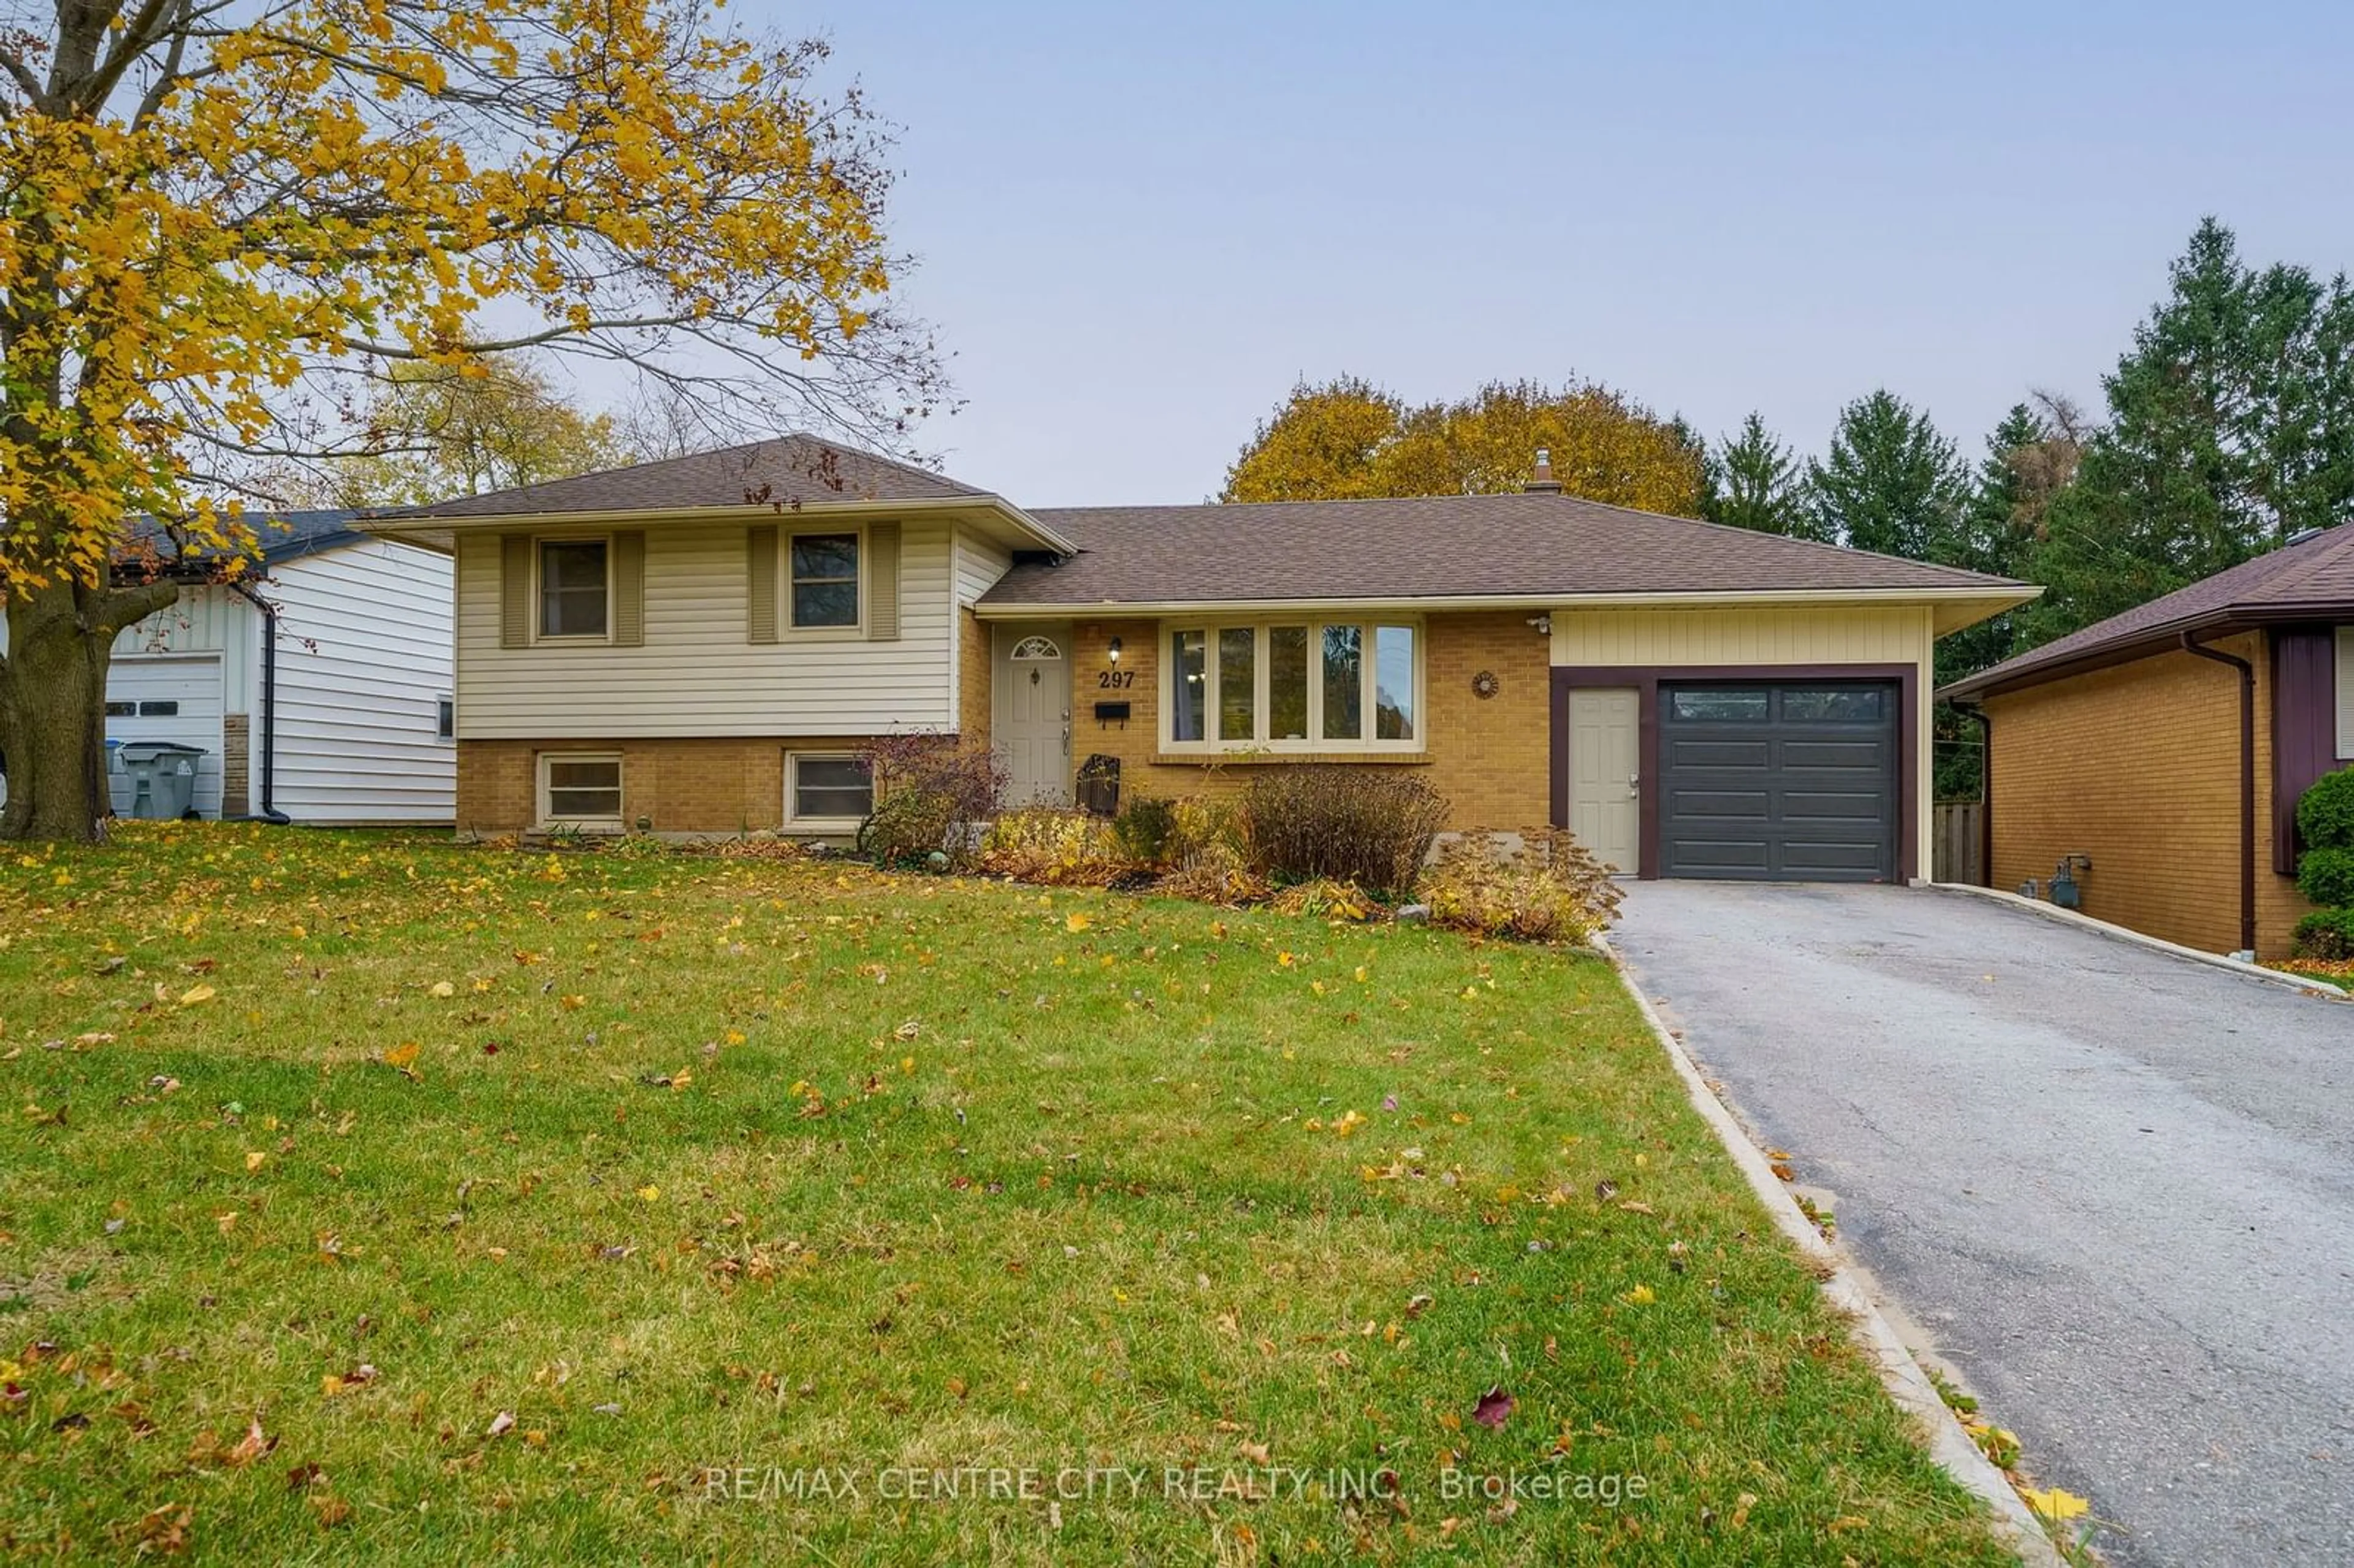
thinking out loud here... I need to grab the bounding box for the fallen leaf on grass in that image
[1471,1387,1514,1429]
[176,984,215,1007]
[309,1493,352,1529]
[1064,913,1091,933]
[429,981,455,999]
[131,1502,193,1555]
[244,1152,267,1173]
[486,1411,516,1439]
[383,1043,421,1081]
[225,1417,275,1467]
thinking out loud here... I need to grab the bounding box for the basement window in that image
[538,753,622,829]
[787,753,873,826]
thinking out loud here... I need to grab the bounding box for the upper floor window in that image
[790,532,860,629]
[539,539,609,639]
[1167,620,1420,753]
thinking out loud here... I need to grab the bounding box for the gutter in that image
[2179,631,2257,956]
[227,579,292,826]
[972,585,2038,620]
[360,493,1077,557]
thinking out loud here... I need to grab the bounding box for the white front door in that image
[996,626,1071,807]
[1567,687,1640,872]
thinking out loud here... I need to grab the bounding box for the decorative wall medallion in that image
[1471,670,1500,699]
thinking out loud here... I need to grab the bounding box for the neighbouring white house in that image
[1,510,456,823]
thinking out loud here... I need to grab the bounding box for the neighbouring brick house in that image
[1944,525,2354,956]
[369,435,2033,883]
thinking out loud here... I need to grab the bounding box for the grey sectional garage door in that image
[1658,680,1897,881]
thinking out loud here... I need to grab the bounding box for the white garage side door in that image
[107,657,227,818]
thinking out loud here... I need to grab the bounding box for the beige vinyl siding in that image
[1550,603,1933,666]
[454,518,957,738]
[949,529,1013,741]
[1551,601,1940,885]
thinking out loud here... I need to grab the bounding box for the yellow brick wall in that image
[456,737,872,836]
[958,607,991,745]
[1985,631,2310,956]
[1057,612,1551,830]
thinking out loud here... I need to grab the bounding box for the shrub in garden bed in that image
[859,733,1007,868]
[1417,829,1623,943]
[978,808,1128,886]
[2291,907,2354,961]
[2297,846,2354,910]
[2293,767,2354,958]
[1240,766,1447,896]
[2296,767,2354,853]
[1109,795,1180,870]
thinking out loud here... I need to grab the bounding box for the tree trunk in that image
[0,576,183,842]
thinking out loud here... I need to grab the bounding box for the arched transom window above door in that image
[1010,635,1063,661]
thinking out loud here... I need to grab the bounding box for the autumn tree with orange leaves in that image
[1221,376,1705,516]
[0,0,942,839]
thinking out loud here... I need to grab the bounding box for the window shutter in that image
[867,522,901,641]
[612,530,646,647]
[746,524,779,644]
[500,534,531,649]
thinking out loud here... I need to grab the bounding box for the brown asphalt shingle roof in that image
[978,493,2024,607]
[392,435,988,518]
[1943,524,2354,698]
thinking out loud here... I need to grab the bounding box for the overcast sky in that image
[741,1,2354,506]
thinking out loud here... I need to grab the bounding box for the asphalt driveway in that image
[1610,882,2352,1568]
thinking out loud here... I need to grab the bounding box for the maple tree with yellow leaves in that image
[0,0,942,840]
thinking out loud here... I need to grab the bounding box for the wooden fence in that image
[1932,801,1985,886]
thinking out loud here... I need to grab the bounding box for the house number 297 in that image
[1097,669,1135,688]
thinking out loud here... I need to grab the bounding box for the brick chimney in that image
[1523,447,1563,494]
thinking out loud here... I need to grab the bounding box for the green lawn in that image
[0,826,2011,1564]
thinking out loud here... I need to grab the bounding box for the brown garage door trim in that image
[1549,664,1920,881]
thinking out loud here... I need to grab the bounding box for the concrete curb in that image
[1929,881,2347,999]
[1593,932,2066,1568]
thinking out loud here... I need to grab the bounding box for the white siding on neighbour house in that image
[454,518,960,737]
[268,540,455,822]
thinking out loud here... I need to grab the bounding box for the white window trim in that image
[2336,625,2353,761]
[785,751,875,829]
[533,533,614,645]
[782,523,866,639]
[1160,618,1425,756]
[537,752,623,831]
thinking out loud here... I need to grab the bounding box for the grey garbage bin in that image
[116,741,205,820]
[104,739,131,817]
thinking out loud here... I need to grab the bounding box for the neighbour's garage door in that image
[1658,680,1897,881]
[107,657,226,819]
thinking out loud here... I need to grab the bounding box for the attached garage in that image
[1657,679,1899,881]
[1550,600,1964,885]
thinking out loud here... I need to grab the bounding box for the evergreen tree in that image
[1705,413,1819,538]
[1933,398,2083,799]
[2021,219,2354,642]
[1805,390,1968,558]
